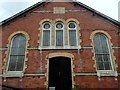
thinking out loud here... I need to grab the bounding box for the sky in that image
[0,0,119,22]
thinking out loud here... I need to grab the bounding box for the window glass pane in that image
[43,23,50,29]
[19,37,26,48]
[8,56,17,71]
[56,23,63,29]
[104,62,112,70]
[93,34,112,70]
[16,56,24,71]
[12,37,19,48]
[68,22,76,29]
[95,55,102,62]
[69,30,76,46]
[8,35,26,71]
[18,48,25,55]
[100,35,109,53]
[11,48,18,55]
[43,30,50,46]
[56,30,63,46]
[97,62,104,70]
[103,55,110,61]
[93,35,101,54]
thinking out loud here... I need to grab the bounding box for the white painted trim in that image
[75,73,97,76]
[24,73,44,76]
[93,34,114,71]
[67,22,78,47]
[39,46,81,50]
[6,35,26,73]
[106,35,114,71]
[41,22,51,47]
[97,70,118,77]
[55,22,64,47]
[3,71,24,77]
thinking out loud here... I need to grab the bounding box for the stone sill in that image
[39,46,81,50]
[3,71,23,77]
[97,70,118,77]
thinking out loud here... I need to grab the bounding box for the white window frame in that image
[55,22,65,48]
[41,22,51,47]
[93,34,117,76]
[4,35,26,77]
[68,22,78,48]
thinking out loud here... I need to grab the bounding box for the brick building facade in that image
[1,0,120,89]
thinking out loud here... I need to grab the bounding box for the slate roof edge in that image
[1,0,120,26]
[1,1,46,25]
[74,1,120,26]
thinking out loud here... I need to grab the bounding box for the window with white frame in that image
[93,33,113,70]
[8,34,26,71]
[41,20,79,49]
[55,22,64,46]
[68,22,77,46]
[42,22,51,46]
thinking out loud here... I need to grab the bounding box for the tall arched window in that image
[8,34,26,71]
[42,22,51,46]
[68,22,77,46]
[93,33,113,70]
[55,22,64,46]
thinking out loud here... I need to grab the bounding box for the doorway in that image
[48,57,72,90]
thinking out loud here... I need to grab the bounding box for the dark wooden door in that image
[48,57,72,90]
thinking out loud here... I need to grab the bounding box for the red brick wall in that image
[1,2,119,89]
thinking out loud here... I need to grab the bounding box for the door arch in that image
[45,53,75,89]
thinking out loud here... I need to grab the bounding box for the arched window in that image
[8,34,26,71]
[55,22,64,46]
[42,22,51,46]
[68,22,77,46]
[93,33,113,70]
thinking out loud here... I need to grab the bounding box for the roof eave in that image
[1,1,120,26]
[1,1,46,25]
[74,1,120,26]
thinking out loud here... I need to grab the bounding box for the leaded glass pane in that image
[96,55,102,62]
[69,30,76,46]
[8,56,17,71]
[93,34,112,70]
[97,62,104,70]
[43,30,50,46]
[56,30,63,46]
[18,48,25,55]
[103,55,109,61]
[43,23,50,29]
[93,35,101,54]
[100,35,109,53]
[104,62,111,70]
[56,23,63,29]
[16,56,24,71]
[68,22,76,29]
[11,48,18,55]
[8,35,26,71]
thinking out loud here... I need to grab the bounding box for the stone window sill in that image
[3,71,23,77]
[39,45,81,50]
[97,70,118,77]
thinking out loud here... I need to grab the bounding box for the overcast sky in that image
[0,0,119,22]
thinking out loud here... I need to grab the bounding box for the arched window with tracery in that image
[93,33,113,70]
[8,34,26,71]
[55,22,64,46]
[42,22,51,46]
[68,22,77,46]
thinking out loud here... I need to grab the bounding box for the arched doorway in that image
[48,57,72,90]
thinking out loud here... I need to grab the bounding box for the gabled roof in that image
[1,0,120,26]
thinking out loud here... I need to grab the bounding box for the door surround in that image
[44,52,75,89]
